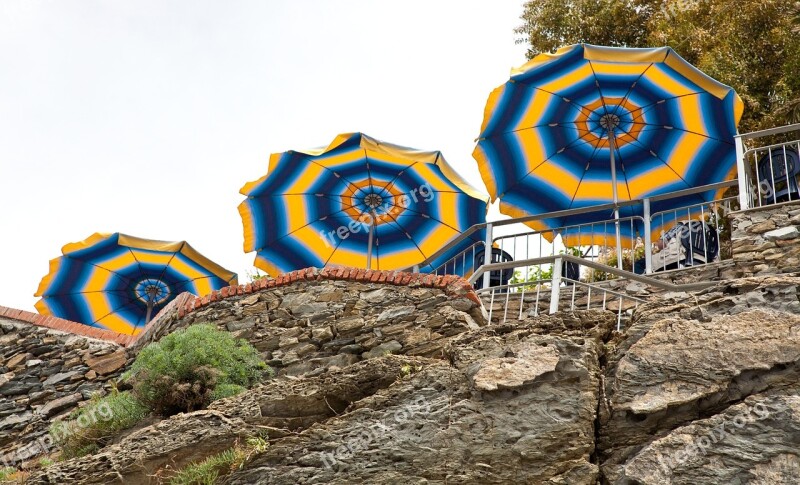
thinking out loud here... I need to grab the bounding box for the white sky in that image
[0,0,528,312]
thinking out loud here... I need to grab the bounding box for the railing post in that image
[482,223,493,290]
[643,198,653,274]
[549,256,562,314]
[735,135,750,210]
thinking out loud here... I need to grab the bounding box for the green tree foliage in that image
[125,324,270,416]
[515,0,800,131]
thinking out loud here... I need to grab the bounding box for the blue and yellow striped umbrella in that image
[239,132,488,275]
[34,233,237,335]
[474,44,743,245]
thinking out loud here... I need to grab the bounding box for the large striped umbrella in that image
[473,44,743,248]
[34,233,237,335]
[238,132,488,275]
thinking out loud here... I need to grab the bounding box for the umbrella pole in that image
[366,210,377,269]
[609,132,624,270]
[144,286,157,326]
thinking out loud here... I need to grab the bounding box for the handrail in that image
[467,254,717,292]
[494,214,645,242]
[736,123,800,141]
[414,179,738,272]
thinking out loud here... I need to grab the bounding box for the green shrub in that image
[210,383,246,402]
[125,324,269,415]
[49,389,149,459]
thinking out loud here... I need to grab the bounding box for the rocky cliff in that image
[5,203,800,484]
[13,273,799,484]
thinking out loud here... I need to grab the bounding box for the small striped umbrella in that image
[34,233,237,335]
[474,44,743,248]
[238,132,488,275]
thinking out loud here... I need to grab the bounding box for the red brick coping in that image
[1,268,478,347]
[177,267,480,318]
[0,305,136,346]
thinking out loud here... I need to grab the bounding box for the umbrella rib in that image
[610,63,656,118]
[56,254,139,289]
[364,150,375,198]
[495,129,600,199]
[149,243,182,303]
[624,120,735,145]
[567,142,603,209]
[523,84,597,118]
[378,211,432,265]
[320,219,352,268]
[252,206,364,253]
[248,193,377,254]
[90,297,146,335]
[629,91,715,116]
[165,274,226,296]
[614,128,695,190]
[381,198,484,244]
[586,59,612,122]
[476,84,598,141]
[295,154,371,199]
[381,162,418,197]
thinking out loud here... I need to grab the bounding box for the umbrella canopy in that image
[473,44,743,246]
[34,233,237,335]
[239,132,488,275]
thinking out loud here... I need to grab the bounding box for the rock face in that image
[27,310,614,485]
[17,274,800,484]
[9,199,800,483]
[0,319,131,467]
[599,276,800,483]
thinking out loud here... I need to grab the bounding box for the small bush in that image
[210,383,246,402]
[125,324,269,415]
[49,389,149,459]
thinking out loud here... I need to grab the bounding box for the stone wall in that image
[730,200,800,277]
[0,313,131,467]
[0,268,483,467]
[132,267,486,376]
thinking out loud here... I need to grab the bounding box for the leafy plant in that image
[246,268,269,282]
[49,389,149,459]
[125,324,270,416]
[560,246,584,257]
[586,245,645,282]
[509,265,553,290]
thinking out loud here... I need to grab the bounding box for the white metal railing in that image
[411,123,800,324]
[421,180,738,285]
[469,255,715,330]
[736,123,800,210]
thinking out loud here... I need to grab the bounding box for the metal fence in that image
[736,123,800,209]
[468,255,714,330]
[408,123,800,325]
[421,180,738,286]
